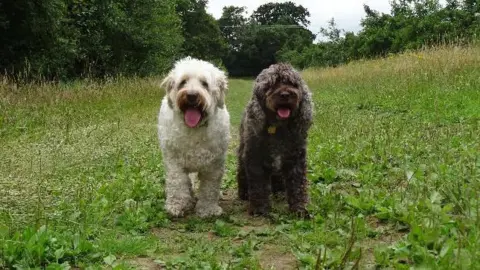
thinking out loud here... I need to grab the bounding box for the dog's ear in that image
[160,73,174,93]
[253,72,276,102]
[215,72,228,109]
[253,82,266,101]
[160,73,175,109]
[295,82,314,133]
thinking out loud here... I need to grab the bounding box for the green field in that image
[1,45,479,269]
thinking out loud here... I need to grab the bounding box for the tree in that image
[0,0,75,80]
[0,0,184,80]
[278,19,356,69]
[250,2,314,60]
[319,18,343,43]
[102,0,184,76]
[67,0,183,77]
[275,0,480,71]
[217,6,249,75]
[251,1,310,27]
[218,6,248,51]
[176,0,227,65]
[219,2,314,76]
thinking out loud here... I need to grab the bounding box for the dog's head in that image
[161,57,228,128]
[253,63,305,120]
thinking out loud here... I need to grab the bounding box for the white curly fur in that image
[157,57,230,218]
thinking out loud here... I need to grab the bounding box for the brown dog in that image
[236,63,313,217]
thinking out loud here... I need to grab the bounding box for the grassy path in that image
[1,46,480,269]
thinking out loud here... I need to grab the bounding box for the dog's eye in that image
[179,79,187,88]
[201,80,208,89]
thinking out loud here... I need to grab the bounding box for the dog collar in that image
[267,125,276,134]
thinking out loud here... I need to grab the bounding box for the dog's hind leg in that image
[195,162,225,217]
[271,173,285,196]
[164,164,195,217]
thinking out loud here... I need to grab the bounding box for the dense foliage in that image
[0,0,183,80]
[175,0,227,67]
[0,0,479,79]
[277,0,480,70]
[219,2,315,76]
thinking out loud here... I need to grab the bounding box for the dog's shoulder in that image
[158,96,174,121]
[212,105,230,125]
[241,109,265,139]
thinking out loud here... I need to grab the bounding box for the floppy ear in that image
[160,73,175,108]
[296,82,314,134]
[253,72,276,103]
[160,72,174,93]
[215,72,228,109]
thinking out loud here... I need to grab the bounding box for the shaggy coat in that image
[236,63,313,217]
[158,57,230,218]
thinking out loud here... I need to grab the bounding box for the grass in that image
[1,44,479,269]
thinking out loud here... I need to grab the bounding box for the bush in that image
[0,0,183,80]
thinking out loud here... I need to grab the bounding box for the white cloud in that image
[206,0,393,35]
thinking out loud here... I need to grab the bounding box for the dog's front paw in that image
[248,203,271,217]
[238,190,249,201]
[290,207,312,219]
[195,203,223,218]
[165,199,195,217]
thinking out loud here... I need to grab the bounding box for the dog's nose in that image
[186,92,198,103]
[280,92,290,99]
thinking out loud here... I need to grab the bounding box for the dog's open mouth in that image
[184,107,203,128]
[276,107,291,119]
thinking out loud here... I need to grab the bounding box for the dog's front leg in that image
[196,161,225,217]
[164,164,195,217]
[284,145,310,218]
[271,173,285,195]
[245,139,271,216]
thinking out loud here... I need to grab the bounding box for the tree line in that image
[1,0,479,80]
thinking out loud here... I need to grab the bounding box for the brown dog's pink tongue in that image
[277,108,291,118]
[184,108,202,128]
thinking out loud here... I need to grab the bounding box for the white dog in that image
[157,57,230,218]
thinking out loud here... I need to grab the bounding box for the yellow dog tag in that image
[267,126,276,134]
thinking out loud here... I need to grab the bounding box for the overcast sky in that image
[206,0,394,36]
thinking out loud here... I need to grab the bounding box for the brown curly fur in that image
[236,63,313,217]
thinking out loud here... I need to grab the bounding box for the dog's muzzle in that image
[273,92,299,119]
[177,90,207,128]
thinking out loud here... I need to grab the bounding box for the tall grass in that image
[1,44,479,269]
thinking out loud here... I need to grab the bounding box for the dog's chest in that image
[263,125,294,172]
[271,155,282,171]
[162,125,227,168]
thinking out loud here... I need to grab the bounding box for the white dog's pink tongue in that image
[184,108,202,128]
[277,108,291,118]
